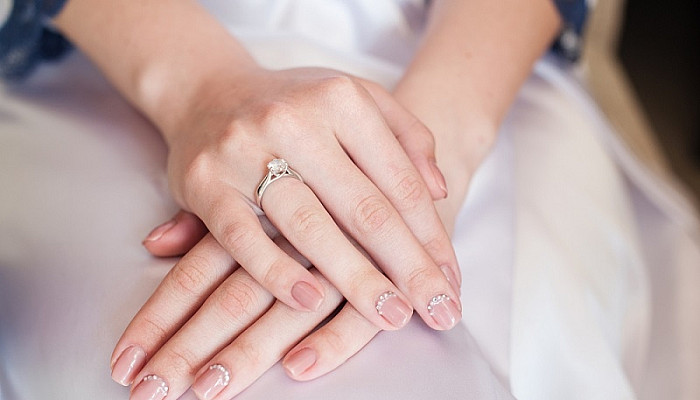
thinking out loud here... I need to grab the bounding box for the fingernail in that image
[284,348,317,377]
[130,375,168,400]
[111,345,147,386]
[192,364,230,400]
[440,265,460,294]
[427,294,461,330]
[291,281,324,311]
[143,219,177,243]
[375,291,412,328]
[430,160,448,198]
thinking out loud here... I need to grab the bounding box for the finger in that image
[193,187,327,312]
[143,210,209,257]
[111,234,235,386]
[128,266,275,400]
[351,80,462,289]
[128,234,316,400]
[358,78,447,200]
[289,139,461,331]
[261,176,413,331]
[283,302,380,381]
[190,270,345,399]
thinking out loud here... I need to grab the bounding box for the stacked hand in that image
[110,68,465,400]
[51,0,556,397]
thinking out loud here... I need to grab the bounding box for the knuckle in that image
[234,338,263,369]
[161,346,199,377]
[352,194,392,235]
[420,234,447,259]
[346,268,377,296]
[220,220,258,255]
[391,169,427,212]
[181,153,215,196]
[319,325,347,354]
[260,257,293,292]
[259,100,301,133]
[289,204,326,243]
[216,278,259,324]
[317,76,366,108]
[404,265,434,294]
[319,75,356,94]
[168,255,210,297]
[139,312,170,343]
[217,120,257,154]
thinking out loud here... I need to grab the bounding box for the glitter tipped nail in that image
[192,364,230,400]
[131,374,168,400]
[375,291,412,328]
[428,294,460,330]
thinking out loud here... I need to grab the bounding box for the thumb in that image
[142,210,209,257]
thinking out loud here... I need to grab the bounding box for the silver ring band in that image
[255,158,303,208]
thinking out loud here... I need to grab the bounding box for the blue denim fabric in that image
[553,0,589,61]
[0,0,590,81]
[0,0,70,80]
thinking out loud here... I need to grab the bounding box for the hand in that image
[114,217,382,399]
[162,67,461,333]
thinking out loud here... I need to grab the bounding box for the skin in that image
[54,0,561,398]
[54,0,461,331]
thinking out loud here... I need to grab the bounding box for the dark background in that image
[619,0,700,202]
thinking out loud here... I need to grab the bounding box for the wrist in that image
[393,75,499,234]
[152,59,262,147]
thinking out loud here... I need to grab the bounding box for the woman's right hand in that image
[115,222,382,399]
[161,66,462,332]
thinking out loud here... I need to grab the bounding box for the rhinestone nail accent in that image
[375,291,397,315]
[142,374,169,395]
[427,294,450,316]
[209,364,231,386]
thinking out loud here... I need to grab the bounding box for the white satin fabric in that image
[1,1,699,399]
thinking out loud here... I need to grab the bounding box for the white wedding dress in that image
[1,1,698,399]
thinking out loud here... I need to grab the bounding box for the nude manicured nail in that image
[430,160,448,198]
[284,348,317,377]
[143,220,177,243]
[291,281,324,311]
[375,292,412,328]
[192,364,230,400]
[428,294,461,330]
[440,265,460,294]
[130,375,168,400]
[111,345,146,386]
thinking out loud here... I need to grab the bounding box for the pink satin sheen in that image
[111,345,147,386]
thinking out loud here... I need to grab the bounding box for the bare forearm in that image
[53,0,258,139]
[395,0,561,226]
[397,0,561,129]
